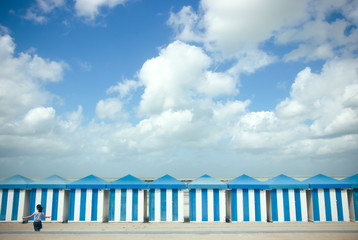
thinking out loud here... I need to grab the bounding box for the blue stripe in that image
[68,189,75,221]
[0,189,8,221]
[91,189,98,221]
[213,189,219,221]
[324,189,332,221]
[271,190,278,222]
[312,189,320,221]
[28,189,36,221]
[190,189,196,221]
[160,189,166,221]
[120,189,126,221]
[11,189,20,221]
[294,189,302,221]
[80,189,86,221]
[336,189,343,221]
[243,189,249,221]
[201,189,208,221]
[353,189,358,221]
[108,189,115,221]
[149,190,155,221]
[283,189,290,222]
[231,190,237,222]
[132,189,138,221]
[52,189,59,221]
[254,189,261,222]
[41,189,47,221]
[172,189,178,221]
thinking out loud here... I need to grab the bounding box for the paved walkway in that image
[1,222,357,240]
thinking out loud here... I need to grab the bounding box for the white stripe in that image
[57,190,65,222]
[318,189,326,221]
[85,189,92,222]
[219,189,226,222]
[154,189,160,222]
[276,189,284,222]
[97,190,104,222]
[114,189,121,222]
[237,189,243,222]
[248,189,255,221]
[6,189,14,221]
[289,189,296,222]
[166,189,172,221]
[300,190,308,222]
[207,189,214,222]
[74,189,81,221]
[46,189,53,222]
[195,189,202,222]
[330,189,338,221]
[35,189,42,212]
[260,190,267,222]
[341,189,349,222]
[17,190,26,222]
[138,190,144,222]
[126,189,132,222]
[178,190,184,222]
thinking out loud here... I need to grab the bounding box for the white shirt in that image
[33,211,43,222]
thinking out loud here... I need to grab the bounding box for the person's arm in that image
[42,213,51,218]
[23,213,34,219]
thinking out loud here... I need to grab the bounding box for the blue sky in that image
[0,0,357,179]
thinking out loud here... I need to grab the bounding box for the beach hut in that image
[67,175,109,222]
[188,174,227,222]
[341,174,358,221]
[303,174,350,222]
[0,175,33,222]
[107,174,147,222]
[28,175,70,222]
[227,174,267,222]
[147,174,186,222]
[265,174,309,222]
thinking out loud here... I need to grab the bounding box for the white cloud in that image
[96,98,125,121]
[107,79,141,98]
[23,0,66,24]
[23,107,56,133]
[277,58,358,138]
[138,40,211,114]
[36,0,65,13]
[74,0,128,20]
[168,6,202,42]
[170,0,308,55]
[0,34,65,124]
[24,9,47,24]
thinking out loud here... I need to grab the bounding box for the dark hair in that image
[36,204,43,212]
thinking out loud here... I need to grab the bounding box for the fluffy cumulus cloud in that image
[1,0,358,178]
[138,40,237,115]
[0,34,65,124]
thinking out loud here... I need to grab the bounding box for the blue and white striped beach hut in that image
[227,175,267,222]
[188,174,227,222]
[342,174,358,221]
[28,175,70,222]
[67,175,108,222]
[148,174,186,222]
[303,174,350,222]
[107,174,146,222]
[265,174,309,222]
[0,175,33,222]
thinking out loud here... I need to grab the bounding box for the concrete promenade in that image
[1,222,358,240]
